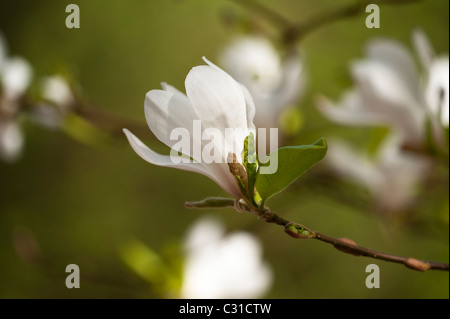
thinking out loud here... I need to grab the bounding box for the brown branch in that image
[71,99,150,139]
[284,0,423,44]
[230,0,423,46]
[18,92,151,141]
[185,197,449,272]
[228,0,293,30]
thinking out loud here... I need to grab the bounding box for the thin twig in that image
[284,0,423,44]
[230,0,423,46]
[72,99,150,139]
[228,0,293,29]
[18,93,151,141]
[185,197,449,272]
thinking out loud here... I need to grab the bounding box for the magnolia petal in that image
[183,216,225,253]
[239,84,256,131]
[41,75,74,109]
[181,217,272,299]
[366,39,421,101]
[412,28,435,69]
[123,129,241,197]
[185,58,248,130]
[1,57,32,99]
[318,89,423,145]
[317,91,385,126]
[274,51,304,112]
[207,161,243,198]
[0,120,24,162]
[144,88,200,156]
[351,60,426,143]
[326,139,379,190]
[375,134,431,211]
[209,232,272,298]
[352,60,421,112]
[328,135,430,212]
[0,31,6,72]
[425,57,449,127]
[161,82,190,103]
[219,37,282,94]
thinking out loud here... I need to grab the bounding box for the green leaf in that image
[255,138,327,201]
[241,132,258,205]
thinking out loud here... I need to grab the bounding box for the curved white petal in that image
[0,31,7,72]
[253,51,304,129]
[326,139,380,190]
[239,83,256,131]
[181,217,272,299]
[219,37,282,94]
[161,82,190,103]
[327,135,431,212]
[144,88,200,156]
[1,56,32,99]
[352,60,421,111]
[123,129,241,197]
[185,59,248,130]
[425,57,449,127]
[352,60,426,142]
[412,28,435,69]
[219,37,304,129]
[183,217,225,253]
[365,39,421,101]
[274,51,304,110]
[317,91,385,126]
[375,134,431,211]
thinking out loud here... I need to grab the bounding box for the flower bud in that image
[405,258,430,272]
[284,223,315,239]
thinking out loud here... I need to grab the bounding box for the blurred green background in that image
[0,0,448,298]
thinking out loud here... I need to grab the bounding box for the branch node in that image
[284,223,315,239]
[405,258,431,272]
[333,237,361,257]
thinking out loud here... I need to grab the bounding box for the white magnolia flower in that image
[181,217,272,299]
[123,57,256,198]
[220,36,304,130]
[318,29,449,147]
[326,134,431,213]
[413,29,449,128]
[0,31,32,162]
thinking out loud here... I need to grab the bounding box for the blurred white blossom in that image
[413,29,449,128]
[326,134,431,213]
[318,29,449,148]
[1,57,32,101]
[181,217,272,299]
[0,32,6,71]
[0,31,32,162]
[41,75,74,110]
[0,120,24,162]
[124,57,257,198]
[30,75,75,128]
[220,36,305,130]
